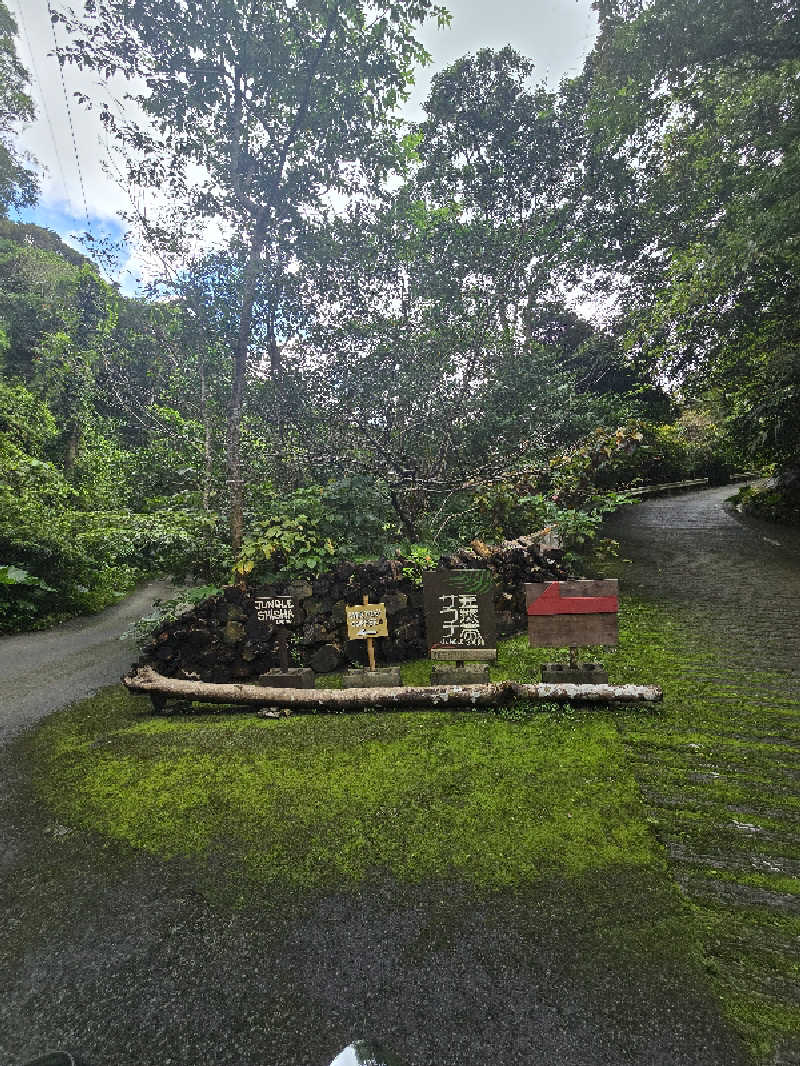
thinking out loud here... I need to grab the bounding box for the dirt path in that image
[0,580,175,744]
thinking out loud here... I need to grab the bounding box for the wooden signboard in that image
[346,602,389,640]
[253,594,296,627]
[526,579,619,648]
[346,598,388,672]
[423,569,496,661]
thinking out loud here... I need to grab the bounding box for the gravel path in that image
[0,580,176,744]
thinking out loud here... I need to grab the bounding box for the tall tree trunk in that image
[267,305,280,377]
[390,488,419,542]
[63,424,80,473]
[200,363,213,513]
[227,212,268,556]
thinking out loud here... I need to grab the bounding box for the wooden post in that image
[277,627,290,673]
[150,692,167,713]
[363,594,376,672]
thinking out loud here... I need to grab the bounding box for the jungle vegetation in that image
[2,0,797,632]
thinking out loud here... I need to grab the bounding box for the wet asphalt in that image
[0,581,176,745]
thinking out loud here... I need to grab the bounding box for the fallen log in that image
[123,666,662,712]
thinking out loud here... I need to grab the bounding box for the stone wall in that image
[137,536,569,683]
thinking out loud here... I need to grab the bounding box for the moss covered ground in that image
[612,600,800,1062]
[29,672,654,900]
[18,593,800,1063]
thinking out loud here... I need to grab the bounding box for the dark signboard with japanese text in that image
[423,569,496,661]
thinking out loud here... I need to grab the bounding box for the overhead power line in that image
[11,0,71,198]
[46,0,92,231]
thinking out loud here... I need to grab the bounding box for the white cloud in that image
[10,0,133,222]
[9,0,599,276]
[407,0,598,118]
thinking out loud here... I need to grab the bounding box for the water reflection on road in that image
[329,1039,405,1066]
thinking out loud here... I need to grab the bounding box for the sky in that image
[8,0,599,293]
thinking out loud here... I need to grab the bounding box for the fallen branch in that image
[123,667,662,712]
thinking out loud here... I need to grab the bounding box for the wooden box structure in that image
[258,668,315,689]
[526,579,619,648]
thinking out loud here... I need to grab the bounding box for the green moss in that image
[400,656,434,686]
[715,994,800,1061]
[603,597,800,1062]
[32,698,656,899]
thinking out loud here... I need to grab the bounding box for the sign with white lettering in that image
[253,595,296,626]
[423,570,496,661]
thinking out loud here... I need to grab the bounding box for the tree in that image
[0,224,119,472]
[579,0,800,471]
[281,185,617,542]
[0,1,38,215]
[0,218,90,267]
[267,48,652,543]
[62,0,449,553]
[414,47,586,347]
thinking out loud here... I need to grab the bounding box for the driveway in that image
[0,580,175,744]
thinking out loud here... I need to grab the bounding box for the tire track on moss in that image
[606,487,800,1064]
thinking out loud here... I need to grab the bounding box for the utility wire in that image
[46,0,91,231]
[11,0,71,197]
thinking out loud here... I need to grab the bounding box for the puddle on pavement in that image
[329,1040,405,1066]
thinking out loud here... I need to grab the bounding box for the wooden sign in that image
[526,579,619,648]
[423,569,496,661]
[346,598,388,672]
[252,595,297,671]
[346,602,389,640]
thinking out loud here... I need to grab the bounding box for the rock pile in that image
[136,535,568,683]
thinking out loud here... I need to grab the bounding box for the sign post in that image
[252,594,315,689]
[525,579,619,683]
[343,598,400,687]
[423,569,497,684]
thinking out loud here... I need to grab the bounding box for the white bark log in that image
[123,666,662,711]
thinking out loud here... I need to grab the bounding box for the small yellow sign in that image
[346,603,389,640]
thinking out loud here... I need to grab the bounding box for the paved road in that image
[0,580,175,744]
[2,490,799,1066]
[605,484,800,676]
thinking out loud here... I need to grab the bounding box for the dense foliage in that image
[582,0,800,478]
[3,0,790,633]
